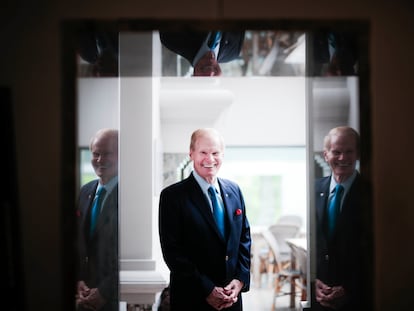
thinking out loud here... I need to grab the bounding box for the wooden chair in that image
[268,223,301,266]
[293,245,307,301]
[276,214,303,229]
[261,228,302,311]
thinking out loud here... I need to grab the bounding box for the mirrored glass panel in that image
[71,21,371,311]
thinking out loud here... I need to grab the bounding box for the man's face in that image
[190,133,223,184]
[193,51,222,76]
[91,136,118,183]
[324,134,359,183]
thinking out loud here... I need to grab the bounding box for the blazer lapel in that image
[187,175,223,239]
[316,177,330,240]
[82,181,98,237]
[218,179,240,237]
[94,185,118,234]
[336,173,360,232]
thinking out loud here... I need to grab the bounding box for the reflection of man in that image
[312,31,358,76]
[76,129,119,311]
[159,31,245,76]
[314,126,365,310]
[159,128,251,310]
[77,28,119,77]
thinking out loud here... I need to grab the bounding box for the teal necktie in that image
[90,186,106,235]
[207,31,221,50]
[328,184,344,237]
[208,186,225,238]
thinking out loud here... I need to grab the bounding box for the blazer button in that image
[225,255,229,261]
[325,254,329,261]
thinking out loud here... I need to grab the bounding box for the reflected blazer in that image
[159,172,251,311]
[315,173,365,310]
[77,179,119,311]
[159,31,245,65]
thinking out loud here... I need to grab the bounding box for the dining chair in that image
[261,228,302,311]
[293,245,307,301]
[268,223,301,264]
[276,214,303,229]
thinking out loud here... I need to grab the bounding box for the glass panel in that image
[71,21,371,311]
[161,30,305,77]
[75,24,121,311]
[221,147,306,229]
[79,147,98,186]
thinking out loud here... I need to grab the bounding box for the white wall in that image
[77,77,307,149]
[78,76,357,153]
[159,76,307,153]
[77,78,120,146]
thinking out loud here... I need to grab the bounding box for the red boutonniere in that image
[76,210,81,217]
[235,209,242,216]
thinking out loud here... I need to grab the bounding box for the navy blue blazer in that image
[159,31,245,65]
[77,180,119,311]
[159,173,251,311]
[314,173,364,310]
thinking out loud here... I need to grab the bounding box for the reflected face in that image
[324,134,359,183]
[91,135,118,184]
[193,51,222,76]
[190,132,224,184]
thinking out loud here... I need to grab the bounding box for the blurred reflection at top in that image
[74,27,358,78]
[311,31,358,76]
[160,31,245,76]
[76,24,119,77]
[161,30,307,77]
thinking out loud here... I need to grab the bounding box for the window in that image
[79,147,97,186]
[220,147,306,229]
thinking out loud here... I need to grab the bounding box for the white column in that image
[119,76,155,269]
[119,31,167,306]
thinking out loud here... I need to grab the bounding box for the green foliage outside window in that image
[233,175,282,226]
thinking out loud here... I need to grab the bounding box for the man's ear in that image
[323,150,328,162]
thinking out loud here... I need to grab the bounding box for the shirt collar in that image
[329,170,357,194]
[192,32,220,66]
[98,176,118,194]
[192,170,219,194]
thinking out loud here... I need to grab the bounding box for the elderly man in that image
[314,126,368,310]
[76,128,119,311]
[159,128,251,310]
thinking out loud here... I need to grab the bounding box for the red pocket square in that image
[235,209,242,216]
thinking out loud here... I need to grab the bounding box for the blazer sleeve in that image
[223,180,251,292]
[76,181,97,280]
[159,183,217,296]
[217,31,245,63]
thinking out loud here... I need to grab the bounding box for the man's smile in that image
[203,163,216,168]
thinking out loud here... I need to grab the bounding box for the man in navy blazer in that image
[314,126,368,310]
[159,128,251,310]
[159,31,245,76]
[76,129,119,311]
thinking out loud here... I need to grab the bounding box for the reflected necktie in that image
[90,186,107,235]
[328,184,344,237]
[208,186,225,238]
[207,31,221,50]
